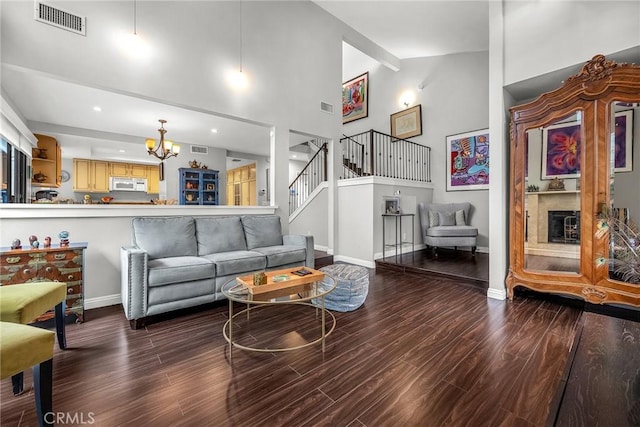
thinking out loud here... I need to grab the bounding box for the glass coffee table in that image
[221,267,336,356]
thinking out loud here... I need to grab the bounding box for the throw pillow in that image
[438,211,456,226]
[455,209,466,225]
[429,210,440,227]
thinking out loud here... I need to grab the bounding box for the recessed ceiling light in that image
[119,149,125,153]
[211,128,218,133]
[93,106,102,112]
[292,155,297,158]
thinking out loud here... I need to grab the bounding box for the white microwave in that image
[110,177,147,192]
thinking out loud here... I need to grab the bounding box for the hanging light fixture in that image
[122,0,150,59]
[145,120,180,160]
[227,0,248,89]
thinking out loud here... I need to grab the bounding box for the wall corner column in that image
[488,0,508,300]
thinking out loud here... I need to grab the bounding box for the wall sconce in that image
[399,90,416,109]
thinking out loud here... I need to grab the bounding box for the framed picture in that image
[390,104,422,139]
[446,129,489,191]
[614,110,633,172]
[383,196,401,214]
[342,72,368,124]
[542,121,581,179]
[206,183,215,190]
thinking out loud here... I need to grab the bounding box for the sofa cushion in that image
[241,216,283,250]
[429,211,440,227]
[133,217,197,259]
[252,245,306,268]
[426,225,478,238]
[195,217,247,255]
[202,250,267,276]
[147,256,215,287]
[438,211,456,226]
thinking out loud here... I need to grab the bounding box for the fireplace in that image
[548,210,580,244]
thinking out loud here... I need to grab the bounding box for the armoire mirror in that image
[507,55,640,308]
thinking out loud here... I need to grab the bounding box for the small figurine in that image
[547,177,565,191]
[29,235,39,248]
[83,194,92,204]
[59,230,70,247]
[189,159,201,169]
[43,236,52,248]
[10,239,21,250]
[253,272,267,286]
[201,164,208,170]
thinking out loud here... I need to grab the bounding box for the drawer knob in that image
[5,257,21,264]
[54,254,66,260]
[23,268,31,275]
[45,267,53,273]
[68,288,73,293]
[68,274,74,280]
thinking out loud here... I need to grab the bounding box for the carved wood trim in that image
[567,54,619,83]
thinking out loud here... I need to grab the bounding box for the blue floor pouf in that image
[315,264,369,312]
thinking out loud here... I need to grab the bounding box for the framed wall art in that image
[446,128,489,191]
[614,110,633,172]
[390,104,422,139]
[342,72,368,124]
[542,120,581,179]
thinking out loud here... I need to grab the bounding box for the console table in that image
[0,242,87,323]
[382,213,415,261]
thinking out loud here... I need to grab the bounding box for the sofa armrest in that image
[120,246,149,321]
[283,234,315,268]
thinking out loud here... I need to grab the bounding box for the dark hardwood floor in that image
[376,248,489,288]
[1,268,636,426]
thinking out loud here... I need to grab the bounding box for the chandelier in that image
[145,119,180,160]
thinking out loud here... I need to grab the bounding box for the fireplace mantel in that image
[526,190,580,195]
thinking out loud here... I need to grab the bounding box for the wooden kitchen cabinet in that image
[32,134,61,188]
[0,243,88,322]
[110,162,147,178]
[226,163,257,206]
[73,159,109,192]
[147,165,160,194]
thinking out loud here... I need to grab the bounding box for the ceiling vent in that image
[34,1,86,36]
[190,145,209,155]
[320,102,334,114]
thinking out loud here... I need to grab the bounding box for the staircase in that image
[289,138,328,215]
[340,130,431,182]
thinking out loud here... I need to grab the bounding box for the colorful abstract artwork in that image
[446,129,489,191]
[342,72,368,124]
[542,121,581,179]
[614,110,633,172]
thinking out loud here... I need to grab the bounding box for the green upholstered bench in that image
[0,282,67,395]
[1,321,55,427]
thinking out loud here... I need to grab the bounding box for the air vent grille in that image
[190,145,209,155]
[34,1,86,36]
[320,102,334,114]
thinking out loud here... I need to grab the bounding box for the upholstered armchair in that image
[418,202,478,255]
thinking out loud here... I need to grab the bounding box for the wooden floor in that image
[554,311,640,426]
[1,268,636,426]
[376,248,489,288]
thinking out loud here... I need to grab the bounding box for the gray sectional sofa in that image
[418,202,478,255]
[120,215,314,328]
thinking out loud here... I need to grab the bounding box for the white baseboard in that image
[374,243,427,260]
[326,248,334,255]
[487,288,507,300]
[314,244,329,252]
[477,246,489,254]
[85,294,121,310]
[333,255,375,269]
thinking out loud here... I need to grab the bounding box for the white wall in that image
[336,177,434,267]
[289,184,329,249]
[342,51,491,248]
[504,1,640,85]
